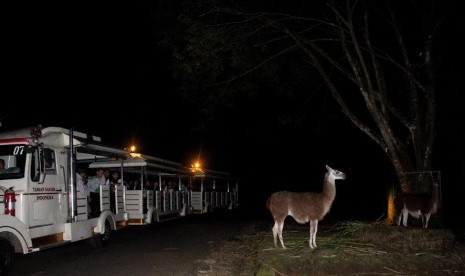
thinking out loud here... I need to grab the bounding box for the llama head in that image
[326,165,346,180]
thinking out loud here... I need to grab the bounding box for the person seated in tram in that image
[109,171,122,188]
[76,168,88,196]
[104,169,111,185]
[76,168,90,214]
[0,158,6,173]
[144,180,154,191]
[87,167,106,217]
[108,170,122,212]
[131,180,141,190]
[153,181,160,191]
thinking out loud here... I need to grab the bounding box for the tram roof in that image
[192,169,232,180]
[88,156,191,174]
[76,143,129,160]
[0,126,102,146]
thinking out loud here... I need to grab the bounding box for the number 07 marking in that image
[13,145,25,155]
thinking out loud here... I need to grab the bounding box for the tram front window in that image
[0,144,27,180]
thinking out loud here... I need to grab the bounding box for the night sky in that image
[2,1,464,227]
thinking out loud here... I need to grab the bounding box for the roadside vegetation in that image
[197,220,465,275]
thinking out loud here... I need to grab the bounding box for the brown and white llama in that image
[266,165,346,249]
[395,181,439,229]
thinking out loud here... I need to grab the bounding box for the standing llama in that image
[266,165,346,249]
[395,181,439,229]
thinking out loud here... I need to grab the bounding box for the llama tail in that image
[266,196,271,210]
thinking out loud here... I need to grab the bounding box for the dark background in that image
[2,1,464,227]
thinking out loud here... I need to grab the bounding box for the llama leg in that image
[423,213,431,229]
[278,221,287,249]
[309,220,318,249]
[309,221,313,248]
[313,220,319,248]
[272,222,279,247]
[402,209,409,227]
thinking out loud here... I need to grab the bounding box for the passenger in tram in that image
[87,167,106,217]
[161,180,168,191]
[180,181,189,206]
[180,182,188,193]
[109,170,122,212]
[145,180,153,191]
[104,168,111,185]
[0,158,6,172]
[131,180,141,190]
[109,170,122,185]
[76,168,88,196]
[159,180,167,209]
[167,181,175,191]
[153,181,160,191]
[123,180,131,190]
[76,168,90,214]
[189,182,198,191]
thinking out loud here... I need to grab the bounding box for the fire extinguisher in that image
[5,187,16,216]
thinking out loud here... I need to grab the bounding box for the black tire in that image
[100,221,111,245]
[150,212,158,228]
[87,220,111,248]
[0,238,14,276]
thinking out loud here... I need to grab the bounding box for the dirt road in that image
[10,210,247,275]
[9,209,465,275]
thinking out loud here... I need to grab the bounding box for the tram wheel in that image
[88,220,111,248]
[0,238,14,275]
[100,220,111,245]
[150,212,159,228]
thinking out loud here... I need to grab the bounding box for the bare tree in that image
[168,0,454,193]
[284,1,440,193]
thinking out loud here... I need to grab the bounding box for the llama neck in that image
[322,172,336,202]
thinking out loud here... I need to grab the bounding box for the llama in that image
[395,181,439,229]
[266,165,346,249]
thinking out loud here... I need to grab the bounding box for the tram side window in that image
[30,148,56,181]
[44,148,56,174]
[31,151,40,182]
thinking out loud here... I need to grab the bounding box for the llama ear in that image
[326,165,332,171]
